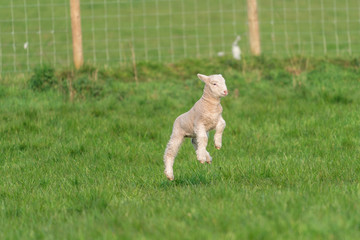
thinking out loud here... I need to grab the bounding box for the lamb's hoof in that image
[206,154,212,164]
[215,146,221,150]
[198,160,206,164]
[164,170,174,181]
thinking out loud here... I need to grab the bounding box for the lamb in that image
[163,73,228,180]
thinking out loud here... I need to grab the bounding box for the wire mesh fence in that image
[0,0,359,74]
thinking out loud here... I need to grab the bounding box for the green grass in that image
[1,57,360,239]
[1,0,360,73]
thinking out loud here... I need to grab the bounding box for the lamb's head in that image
[197,73,228,98]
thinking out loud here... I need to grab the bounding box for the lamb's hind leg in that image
[192,137,212,164]
[164,133,184,180]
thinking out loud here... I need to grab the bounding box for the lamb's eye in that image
[212,83,217,86]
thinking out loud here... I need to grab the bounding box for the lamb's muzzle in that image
[163,73,228,181]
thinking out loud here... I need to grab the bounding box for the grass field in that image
[1,57,360,239]
[1,0,360,73]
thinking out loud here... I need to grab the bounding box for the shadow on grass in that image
[159,173,211,189]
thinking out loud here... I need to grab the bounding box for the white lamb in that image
[163,73,228,180]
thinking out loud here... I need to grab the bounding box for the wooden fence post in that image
[247,0,261,56]
[70,0,83,69]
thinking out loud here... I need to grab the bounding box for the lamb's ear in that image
[197,73,209,83]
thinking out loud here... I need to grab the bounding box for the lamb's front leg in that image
[192,136,212,164]
[194,125,208,164]
[214,117,226,150]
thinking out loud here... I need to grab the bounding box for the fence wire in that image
[0,0,359,74]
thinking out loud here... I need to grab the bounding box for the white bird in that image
[24,42,29,50]
[232,36,241,60]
